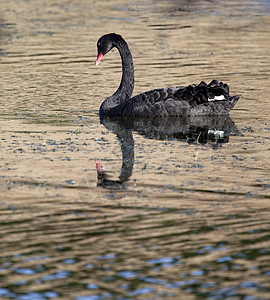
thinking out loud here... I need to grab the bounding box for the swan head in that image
[95,33,121,65]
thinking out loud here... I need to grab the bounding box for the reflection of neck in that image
[100,36,134,115]
[117,129,134,182]
[97,120,134,187]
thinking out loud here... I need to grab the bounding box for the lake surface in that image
[1,0,270,299]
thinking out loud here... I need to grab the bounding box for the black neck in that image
[100,36,134,115]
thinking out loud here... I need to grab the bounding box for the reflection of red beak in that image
[95,159,102,172]
[95,53,103,65]
[95,159,103,178]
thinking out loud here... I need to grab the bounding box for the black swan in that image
[95,33,240,117]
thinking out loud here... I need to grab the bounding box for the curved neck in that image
[100,36,134,115]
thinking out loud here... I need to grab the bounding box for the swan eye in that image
[98,42,101,46]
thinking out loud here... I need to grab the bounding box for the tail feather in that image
[228,95,241,110]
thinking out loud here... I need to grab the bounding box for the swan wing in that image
[108,80,239,117]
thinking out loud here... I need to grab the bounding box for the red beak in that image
[95,53,103,65]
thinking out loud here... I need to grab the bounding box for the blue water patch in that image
[40,270,70,281]
[118,271,137,278]
[87,283,99,289]
[97,253,115,260]
[147,257,173,264]
[147,256,181,268]
[17,292,46,300]
[232,264,243,270]
[208,286,238,298]
[140,276,167,284]
[201,282,216,288]
[119,284,129,290]
[13,253,23,258]
[190,270,204,276]
[217,256,232,263]
[0,288,15,297]
[76,293,113,300]
[241,281,258,289]
[199,244,228,255]
[43,291,58,298]
[62,259,75,264]
[235,253,247,258]
[76,296,100,300]
[15,268,36,275]
[165,279,199,288]
[128,287,154,296]
[86,263,93,268]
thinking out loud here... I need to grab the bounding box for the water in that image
[1,0,270,299]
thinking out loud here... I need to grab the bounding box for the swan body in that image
[96,33,240,117]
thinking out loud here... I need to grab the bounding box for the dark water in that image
[1,0,270,299]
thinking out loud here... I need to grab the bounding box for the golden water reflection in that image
[1,0,270,299]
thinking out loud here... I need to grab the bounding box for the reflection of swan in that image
[95,121,134,189]
[96,33,240,117]
[96,116,238,188]
[106,116,239,145]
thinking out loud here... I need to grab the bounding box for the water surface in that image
[1,0,270,299]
